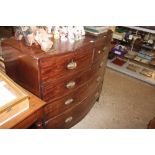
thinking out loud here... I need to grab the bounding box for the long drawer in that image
[40,48,93,83]
[41,68,94,102]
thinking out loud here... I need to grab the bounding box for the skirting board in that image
[107,59,155,86]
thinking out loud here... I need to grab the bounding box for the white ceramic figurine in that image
[60,26,67,41]
[68,26,75,43]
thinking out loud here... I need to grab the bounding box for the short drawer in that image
[93,44,109,64]
[44,94,96,129]
[92,53,107,71]
[41,69,93,102]
[94,35,107,47]
[40,48,93,83]
[44,83,90,119]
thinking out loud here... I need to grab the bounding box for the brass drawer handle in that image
[65,98,74,105]
[95,92,100,99]
[67,60,77,70]
[65,116,73,123]
[103,47,108,52]
[66,81,76,89]
[96,76,102,82]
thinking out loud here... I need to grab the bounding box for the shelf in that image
[123,57,155,70]
[122,26,155,34]
[107,58,155,86]
[109,26,155,85]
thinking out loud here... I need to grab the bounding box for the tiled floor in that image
[72,68,155,129]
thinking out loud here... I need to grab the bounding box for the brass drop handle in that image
[67,60,77,70]
[96,76,101,82]
[65,98,74,105]
[65,116,73,123]
[103,46,108,52]
[95,92,100,99]
[66,81,76,89]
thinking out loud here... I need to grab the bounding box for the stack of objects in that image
[14,26,86,52]
[84,26,109,36]
[53,26,85,42]
[14,26,53,52]
[135,50,155,64]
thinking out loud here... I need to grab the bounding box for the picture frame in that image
[0,70,29,113]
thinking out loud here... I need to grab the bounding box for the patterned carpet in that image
[72,68,155,129]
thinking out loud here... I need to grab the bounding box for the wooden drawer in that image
[94,36,107,47]
[41,69,93,102]
[92,53,107,71]
[93,44,109,64]
[40,48,93,83]
[44,94,96,129]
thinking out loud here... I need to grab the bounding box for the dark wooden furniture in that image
[148,117,155,129]
[0,90,46,129]
[1,30,112,128]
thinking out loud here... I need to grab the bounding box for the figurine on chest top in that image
[67,26,75,43]
[59,26,68,41]
[35,28,53,52]
[53,26,60,40]
[74,26,85,41]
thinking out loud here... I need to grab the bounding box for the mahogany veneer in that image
[1,30,112,128]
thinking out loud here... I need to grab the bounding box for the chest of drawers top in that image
[2,31,110,59]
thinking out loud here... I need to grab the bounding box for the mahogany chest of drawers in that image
[1,30,112,128]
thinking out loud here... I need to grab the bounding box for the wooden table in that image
[0,92,46,129]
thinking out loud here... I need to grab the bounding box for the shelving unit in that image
[107,26,155,86]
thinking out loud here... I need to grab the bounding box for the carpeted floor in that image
[72,68,155,129]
